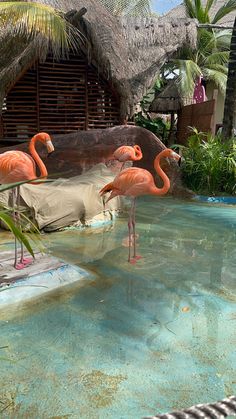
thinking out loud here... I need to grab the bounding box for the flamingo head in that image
[162,148,181,165]
[134,145,143,160]
[34,132,55,153]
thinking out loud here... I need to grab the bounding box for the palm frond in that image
[175,59,202,95]
[184,0,197,18]
[214,30,232,50]
[212,0,236,23]
[0,2,83,58]
[0,178,53,193]
[205,0,217,14]
[205,50,230,66]
[204,66,227,92]
[194,0,210,23]
[0,212,34,257]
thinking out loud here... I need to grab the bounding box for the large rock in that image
[0,125,193,197]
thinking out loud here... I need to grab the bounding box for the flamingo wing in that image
[112,167,155,197]
[0,151,36,183]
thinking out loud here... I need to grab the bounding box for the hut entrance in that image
[0,52,120,142]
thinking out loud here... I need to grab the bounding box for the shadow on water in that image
[0,196,235,417]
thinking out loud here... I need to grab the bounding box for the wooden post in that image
[210,89,218,134]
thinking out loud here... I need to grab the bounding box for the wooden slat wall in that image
[87,65,120,129]
[177,99,216,144]
[0,52,120,140]
[2,68,37,139]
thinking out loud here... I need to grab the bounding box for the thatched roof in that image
[149,81,182,113]
[0,0,197,119]
[165,0,236,27]
[149,79,194,113]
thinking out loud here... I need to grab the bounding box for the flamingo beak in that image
[46,140,55,154]
[178,157,182,166]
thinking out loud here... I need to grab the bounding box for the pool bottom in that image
[0,196,235,418]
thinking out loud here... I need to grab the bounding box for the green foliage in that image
[0,179,50,258]
[163,0,236,96]
[134,78,170,143]
[179,128,236,195]
[135,113,170,144]
[0,210,34,257]
[0,2,82,58]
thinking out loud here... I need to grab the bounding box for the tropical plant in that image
[99,0,151,16]
[134,78,171,143]
[0,178,51,259]
[0,1,82,57]
[177,128,236,195]
[163,0,236,96]
[135,113,170,144]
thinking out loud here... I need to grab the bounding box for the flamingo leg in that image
[127,204,132,263]
[12,186,32,270]
[12,188,18,268]
[130,198,142,263]
[17,186,33,268]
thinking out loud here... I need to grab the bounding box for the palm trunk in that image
[222,17,236,141]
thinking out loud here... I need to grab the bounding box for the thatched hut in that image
[149,80,194,144]
[0,0,197,142]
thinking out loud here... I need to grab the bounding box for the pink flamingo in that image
[0,132,54,269]
[100,148,181,263]
[113,145,143,170]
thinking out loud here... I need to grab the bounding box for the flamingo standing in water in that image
[113,145,143,170]
[100,148,181,263]
[0,132,54,269]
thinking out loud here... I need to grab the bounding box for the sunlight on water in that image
[0,197,235,418]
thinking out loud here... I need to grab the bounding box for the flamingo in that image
[113,145,143,170]
[0,132,54,270]
[100,148,181,263]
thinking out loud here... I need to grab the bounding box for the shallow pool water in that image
[0,197,236,418]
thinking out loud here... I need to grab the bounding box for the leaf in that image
[0,1,83,58]
[0,178,53,193]
[0,212,34,257]
[212,0,236,24]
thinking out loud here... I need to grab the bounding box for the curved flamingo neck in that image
[29,135,48,178]
[150,151,170,196]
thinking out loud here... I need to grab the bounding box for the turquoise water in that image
[0,197,236,418]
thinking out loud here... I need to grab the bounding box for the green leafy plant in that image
[177,128,236,195]
[135,78,171,143]
[162,0,236,97]
[0,178,52,258]
[0,1,82,58]
[135,112,170,144]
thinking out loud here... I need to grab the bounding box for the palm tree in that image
[0,1,81,57]
[164,0,236,96]
[222,16,236,140]
[99,0,151,16]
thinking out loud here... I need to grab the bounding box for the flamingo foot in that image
[21,257,34,267]
[129,255,142,264]
[14,262,26,270]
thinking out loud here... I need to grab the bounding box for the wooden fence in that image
[177,97,216,144]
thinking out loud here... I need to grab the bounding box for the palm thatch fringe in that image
[0,0,198,119]
[149,80,194,113]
